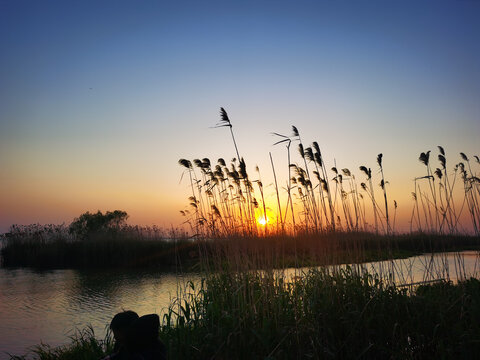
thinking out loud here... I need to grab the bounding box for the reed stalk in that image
[377,154,391,234]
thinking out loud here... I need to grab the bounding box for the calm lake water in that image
[1,251,479,359]
[0,268,200,359]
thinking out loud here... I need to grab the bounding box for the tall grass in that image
[412,149,480,235]
[12,270,480,359]
[0,224,196,269]
[178,108,479,237]
[3,222,478,271]
[160,268,480,359]
[8,327,114,360]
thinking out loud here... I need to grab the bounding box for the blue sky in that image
[1,0,479,232]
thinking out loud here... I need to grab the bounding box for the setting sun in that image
[257,216,269,226]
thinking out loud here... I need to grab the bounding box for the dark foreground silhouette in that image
[103,311,166,360]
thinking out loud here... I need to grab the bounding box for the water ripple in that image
[0,268,190,359]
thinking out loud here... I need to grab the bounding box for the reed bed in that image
[10,269,480,359]
[178,108,480,238]
[2,222,478,269]
[0,223,195,269]
[161,268,480,359]
[4,107,480,358]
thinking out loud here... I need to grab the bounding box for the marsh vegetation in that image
[9,266,480,359]
[3,108,480,359]
[178,108,480,237]
[2,108,479,270]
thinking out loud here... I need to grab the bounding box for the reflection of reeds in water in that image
[179,108,480,237]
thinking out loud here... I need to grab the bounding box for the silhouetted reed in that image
[411,148,479,235]
[179,109,479,238]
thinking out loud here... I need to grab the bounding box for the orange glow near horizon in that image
[1,1,480,236]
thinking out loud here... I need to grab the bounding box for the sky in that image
[1,0,479,233]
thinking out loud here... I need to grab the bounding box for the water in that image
[0,268,200,359]
[1,251,479,359]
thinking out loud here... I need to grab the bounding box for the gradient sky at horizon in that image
[1,0,479,233]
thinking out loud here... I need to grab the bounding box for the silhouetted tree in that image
[69,210,128,239]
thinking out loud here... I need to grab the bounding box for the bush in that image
[68,210,128,239]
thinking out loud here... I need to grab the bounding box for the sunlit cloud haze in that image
[1,0,479,233]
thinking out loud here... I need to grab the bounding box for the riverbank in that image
[2,229,479,270]
[9,268,480,359]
